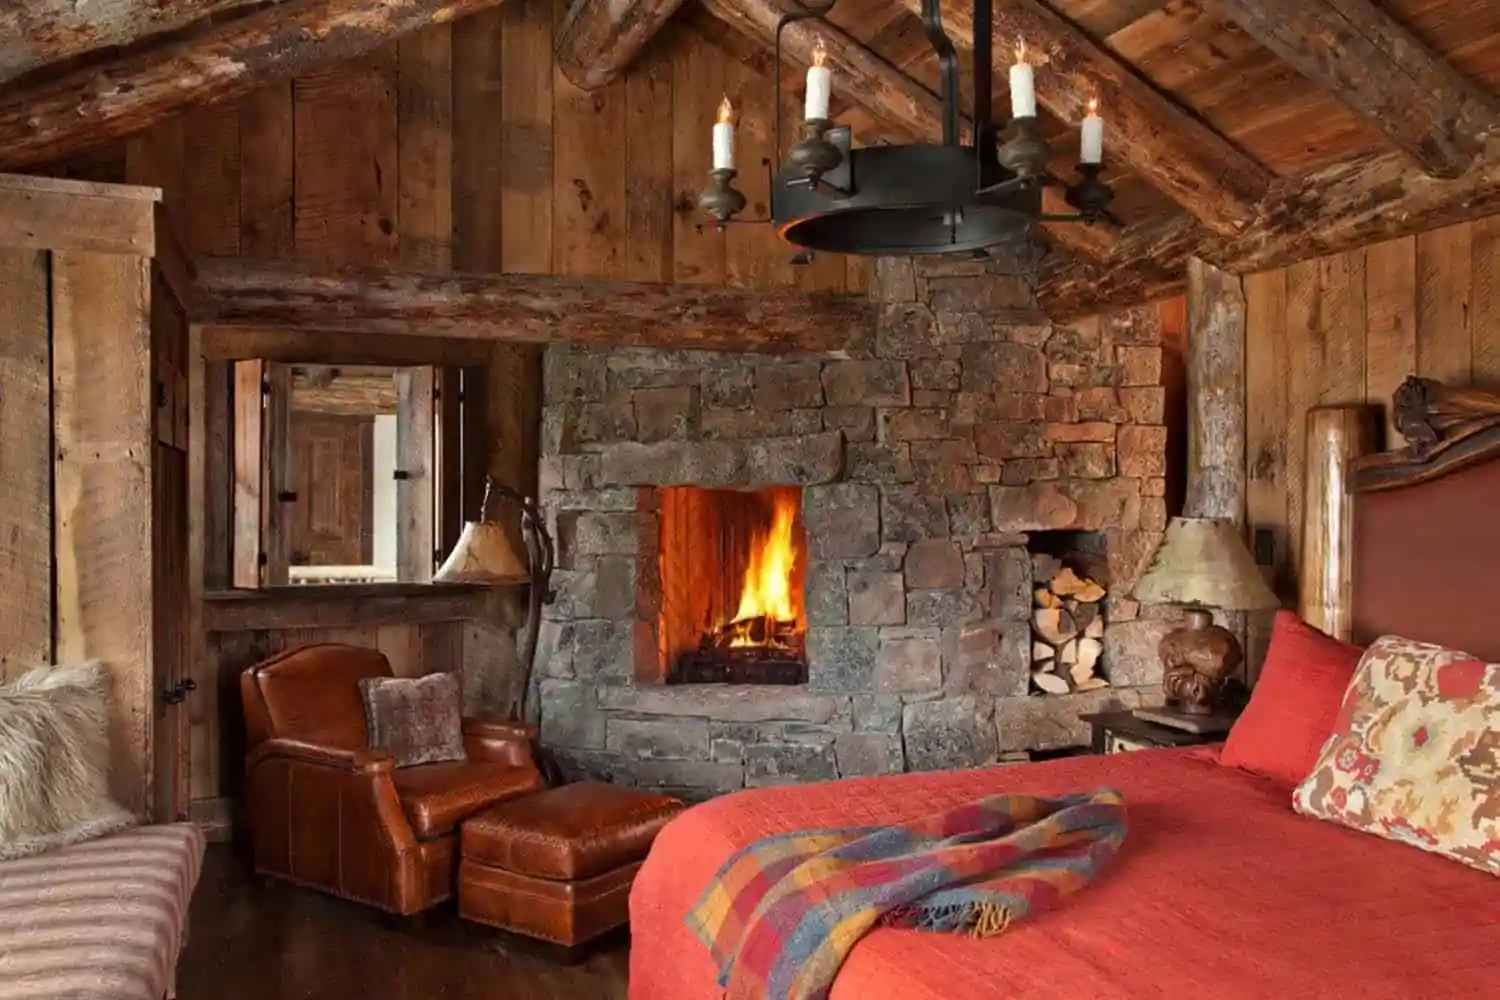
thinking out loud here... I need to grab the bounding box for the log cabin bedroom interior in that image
[2,0,1500,996]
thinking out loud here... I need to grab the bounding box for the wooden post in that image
[1185,257,1257,679]
[1300,406,1380,641]
[396,367,437,583]
[1185,257,1248,525]
[231,361,266,588]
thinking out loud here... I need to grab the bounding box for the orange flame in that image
[812,36,828,68]
[728,491,800,645]
[717,95,734,124]
[1087,96,1100,116]
[1014,36,1028,64]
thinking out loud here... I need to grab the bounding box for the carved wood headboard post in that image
[1355,376,1500,490]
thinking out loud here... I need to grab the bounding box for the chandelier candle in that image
[713,96,735,171]
[805,38,832,121]
[1010,40,1036,118]
[1081,97,1104,164]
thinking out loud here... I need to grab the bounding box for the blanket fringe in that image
[967,902,1011,939]
[881,901,1012,938]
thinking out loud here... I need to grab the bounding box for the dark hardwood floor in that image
[179,845,630,999]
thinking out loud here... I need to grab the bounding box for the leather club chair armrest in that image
[462,717,538,768]
[248,737,395,775]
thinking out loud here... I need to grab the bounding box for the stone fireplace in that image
[535,255,1178,800]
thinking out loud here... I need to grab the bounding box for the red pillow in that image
[1219,610,1365,786]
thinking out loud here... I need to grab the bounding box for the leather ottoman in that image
[458,781,683,948]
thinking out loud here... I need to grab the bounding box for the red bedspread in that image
[629,748,1500,1000]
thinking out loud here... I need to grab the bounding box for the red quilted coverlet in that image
[629,748,1500,1000]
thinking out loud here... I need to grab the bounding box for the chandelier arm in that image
[918,0,959,146]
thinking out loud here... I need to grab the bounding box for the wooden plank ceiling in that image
[4,0,1500,318]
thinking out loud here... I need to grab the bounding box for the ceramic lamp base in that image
[1159,607,1243,715]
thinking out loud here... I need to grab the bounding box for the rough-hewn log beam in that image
[698,0,1116,260]
[899,0,1269,236]
[555,0,691,90]
[190,258,874,353]
[1038,139,1500,320]
[1215,0,1500,179]
[0,0,509,171]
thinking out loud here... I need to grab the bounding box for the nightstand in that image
[1079,711,1231,755]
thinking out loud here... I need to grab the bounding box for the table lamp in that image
[1128,517,1278,727]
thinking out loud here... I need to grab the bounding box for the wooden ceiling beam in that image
[555,0,692,91]
[190,257,874,353]
[696,0,1118,261]
[0,0,510,171]
[1214,0,1500,180]
[1037,139,1500,320]
[898,0,1270,236]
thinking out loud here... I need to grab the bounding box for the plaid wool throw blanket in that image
[686,788,1127,1000]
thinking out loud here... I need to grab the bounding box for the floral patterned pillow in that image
[1293,634,1500,876]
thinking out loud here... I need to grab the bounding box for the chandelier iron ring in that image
[695,0,1115,257]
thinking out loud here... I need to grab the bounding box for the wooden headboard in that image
[1351,377,1500,660]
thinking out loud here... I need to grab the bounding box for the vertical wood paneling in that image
[1282,258,1319,595]
[624,41,676,282]
[293,59,400,266]
[500,0,555,274]
[1416,224,1472,384]
[1470,215,1500,385]
[52,251,155,816]
[396,367,438,582]
[1364,237,1417,448]
[398,26,454,271]
[240,83,295,257]
[1246,217,1500,642]
[554,59,626,276]
[0,249,52,678]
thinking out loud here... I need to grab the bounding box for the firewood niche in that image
[658,485,809,685]
[1028,531,1111,695]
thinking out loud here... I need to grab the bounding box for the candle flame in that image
[1014,36,1028,64]
[717,95,734,124]
[1087,96,1100,116]
[812,36,828,68]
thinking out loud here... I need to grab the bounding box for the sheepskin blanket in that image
[0,662,136,860]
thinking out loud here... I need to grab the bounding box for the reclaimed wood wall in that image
[1244,217,1500,606]
[90,0,869,824]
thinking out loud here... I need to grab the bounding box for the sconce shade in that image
[1130,517,1278,611]
[434,520,527,583]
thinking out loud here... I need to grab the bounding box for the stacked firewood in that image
[1030,555,1109,695]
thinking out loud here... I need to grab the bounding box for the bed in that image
[627,376,1500,1000]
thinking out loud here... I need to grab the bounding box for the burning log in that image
[1031,560,1110,695]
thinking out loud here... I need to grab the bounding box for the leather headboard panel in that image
[1353,456,1500,661]
[242,643,393,749]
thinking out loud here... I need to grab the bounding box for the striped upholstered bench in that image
[0,824,205,1000]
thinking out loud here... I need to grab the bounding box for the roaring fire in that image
[727,491,800,647]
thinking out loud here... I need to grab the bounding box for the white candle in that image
[805,37,832,121]
[1081,97,1104,164]
[1010,40,1036,118]
[713,96,735,171]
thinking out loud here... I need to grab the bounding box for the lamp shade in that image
[1129,516,1278,611]
[433,520,527,583]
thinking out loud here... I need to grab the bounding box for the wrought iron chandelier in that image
[697,0,1115,257]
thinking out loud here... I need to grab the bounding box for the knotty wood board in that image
[396,367,437,583]
[51,250,155,817]
[1244,219,1500,636]
[0,249,52,679]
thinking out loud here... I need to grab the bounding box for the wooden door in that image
[287,413,374,567]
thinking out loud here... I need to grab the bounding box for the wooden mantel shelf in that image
[204,581,524,633]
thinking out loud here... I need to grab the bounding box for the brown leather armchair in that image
[241,643,546,915]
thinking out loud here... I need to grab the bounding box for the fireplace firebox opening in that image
[656,485,808,686]
[1028,529,1111,696]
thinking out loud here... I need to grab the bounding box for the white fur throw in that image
[0,661,137,860]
